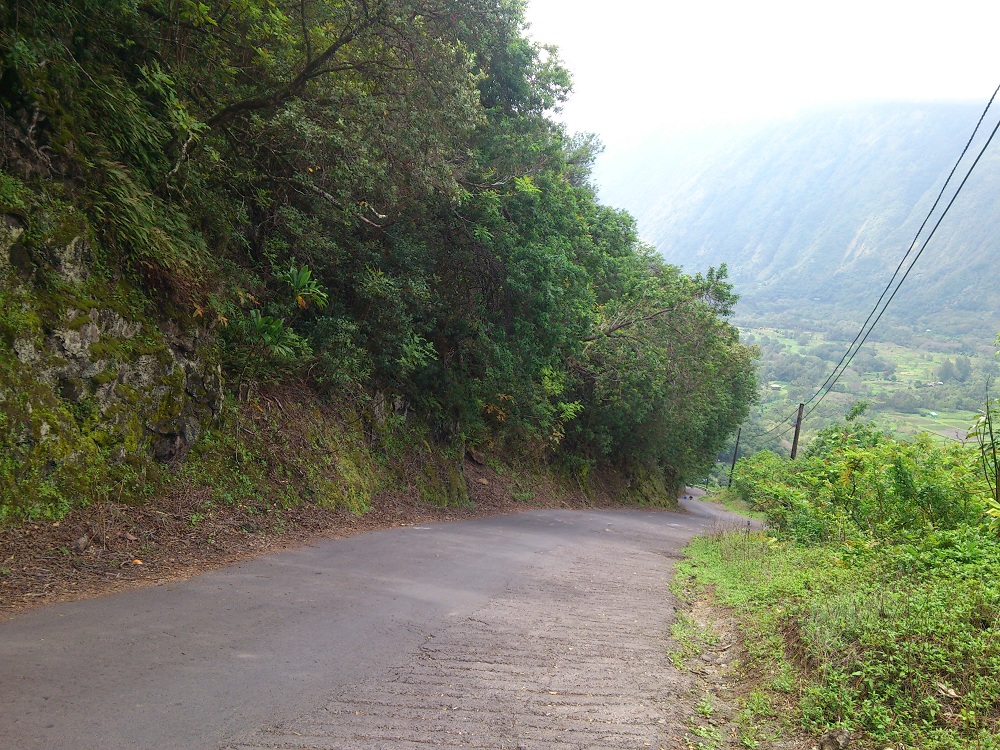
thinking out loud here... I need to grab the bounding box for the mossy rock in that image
[417,448,470,508]
[176,398,382,515]
[615,462,679,508]
[0,193,222,522]
[0,355,107,520]
[0,213,26,275]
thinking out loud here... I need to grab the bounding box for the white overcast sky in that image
[524,0,1000,150]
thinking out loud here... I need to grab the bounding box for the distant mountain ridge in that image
[595,102,1000,336]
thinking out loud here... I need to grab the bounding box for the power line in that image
[749,84,1000,439]
[802,108,1000,421]
[756,404,803,437]
[804,83,1000,408]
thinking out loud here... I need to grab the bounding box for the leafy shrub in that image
[733,419,984,541]
[684,523,1000,748]
[698,410,1000,747]
[222,308,311,388]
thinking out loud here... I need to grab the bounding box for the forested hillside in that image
[598,102,1000,340]
[0,0,756,520]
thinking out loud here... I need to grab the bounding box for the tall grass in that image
[682,417,1000,748]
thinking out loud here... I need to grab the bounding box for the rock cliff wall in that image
[0,203,222,519]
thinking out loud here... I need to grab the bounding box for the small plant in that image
[735,691,773,750]
[686,720,724,750]
[240,309,308,360]
[278,264,329,311]
[668,611,718,669]
[696,692,715,719]
[969,386,1000,527]
[225,309,312,393]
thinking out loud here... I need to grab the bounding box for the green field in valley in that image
[740,326,994,453]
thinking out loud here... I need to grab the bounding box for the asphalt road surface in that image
[1,494,752,750]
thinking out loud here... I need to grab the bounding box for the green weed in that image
[685,720,724,750]
[681,525,1000,749]
[696,692,715,718]
[668,611,719,670]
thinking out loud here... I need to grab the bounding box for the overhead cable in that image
[805,83,1000,408]
[802,107,1000,420]
[751,83,1000,437]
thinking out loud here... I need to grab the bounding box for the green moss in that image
[0,172,32,216]
[179,414,274,507]
[23,196,90,253]
[416,446,470,508]
[0,160,222,525]
[0,285,41,345]
[0,212,208,521]
[174,397,383,515]
[0,355,106,521]
[68,393,98,426]
[91,368,119,386]
[97,281,157,322]
[62,312,96,331]
[89,331,162,360]
[87,339,123,359]
[291,410,375,511]
[614,462,679,508]
[87,429,115,447]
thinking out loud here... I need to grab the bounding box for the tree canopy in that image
[0,0,757,489]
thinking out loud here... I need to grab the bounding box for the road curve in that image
[1,495,752,750]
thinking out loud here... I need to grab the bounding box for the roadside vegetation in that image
[679,406,1000,749]
[0,0,756,522]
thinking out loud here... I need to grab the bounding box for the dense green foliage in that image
[733,415,984,542]
[0,0,756,517]
[686,416,1000,748]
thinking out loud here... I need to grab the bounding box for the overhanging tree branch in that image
[274,176,387,229]
[205,9,382,129]
[581,301,684,342]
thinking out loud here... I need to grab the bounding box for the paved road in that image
[1,495,752,750]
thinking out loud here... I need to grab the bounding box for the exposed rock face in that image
[0,211,223,517]
[0,212,24,272]
[15,306,224,463]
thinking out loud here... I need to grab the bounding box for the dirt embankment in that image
[0,459,630,616]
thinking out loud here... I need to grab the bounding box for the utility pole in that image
[728,427,741,485]
[790,403,805,459]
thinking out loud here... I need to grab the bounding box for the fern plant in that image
[225,309,311,394]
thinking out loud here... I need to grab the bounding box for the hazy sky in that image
[524,0,1000,150]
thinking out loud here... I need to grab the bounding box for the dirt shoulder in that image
[0,459,633,617]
